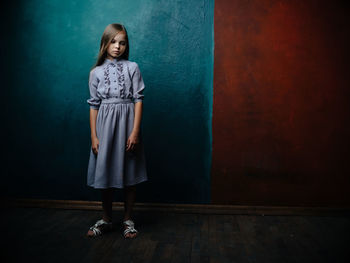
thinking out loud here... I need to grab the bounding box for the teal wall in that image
[3,0,213,203]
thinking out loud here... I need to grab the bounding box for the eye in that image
[120,41,126,45]
[111,39,116,43]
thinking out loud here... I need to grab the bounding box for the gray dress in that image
[86,57,148,189]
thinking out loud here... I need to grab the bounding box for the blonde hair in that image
[91,23,130,70]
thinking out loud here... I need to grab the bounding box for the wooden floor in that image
[1,207,349,263]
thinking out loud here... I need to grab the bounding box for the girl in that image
[85,23,148,239]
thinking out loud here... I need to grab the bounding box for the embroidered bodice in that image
[87,58,145,109]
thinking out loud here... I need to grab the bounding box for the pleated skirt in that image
[87,97,148,189]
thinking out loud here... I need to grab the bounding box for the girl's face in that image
[106,32,127,60]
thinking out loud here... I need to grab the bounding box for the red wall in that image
[211,0,350,206]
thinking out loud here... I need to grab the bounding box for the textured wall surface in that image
[212,0,350,206]
[3,0,213,203]
[3,0,348,207]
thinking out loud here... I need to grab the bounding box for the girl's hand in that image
[91,136,99,155]
[126,131,139,152]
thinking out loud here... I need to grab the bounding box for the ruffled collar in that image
[103,57,125,65]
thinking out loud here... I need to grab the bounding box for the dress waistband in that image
[101,98,133,104]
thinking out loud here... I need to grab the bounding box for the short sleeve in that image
[86,69,101,110]
[131,63,145,103]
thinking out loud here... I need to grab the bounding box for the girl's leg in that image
[101,188,115,222]
[87,188,115,237]
[123,185,136,221]
[123,185,137,238]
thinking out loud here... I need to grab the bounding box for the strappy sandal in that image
[87,219,113,237]
[123,219,138,238]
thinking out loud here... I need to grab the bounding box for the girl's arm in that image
[90,108,99,154]
[126,102,142,152]
[132,102,143,135]
[131,62,145,135]
[126,63,145,151]
[90,108,99,138]
[87,68,101,154]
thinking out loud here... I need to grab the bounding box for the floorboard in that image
[1,207,349,263]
